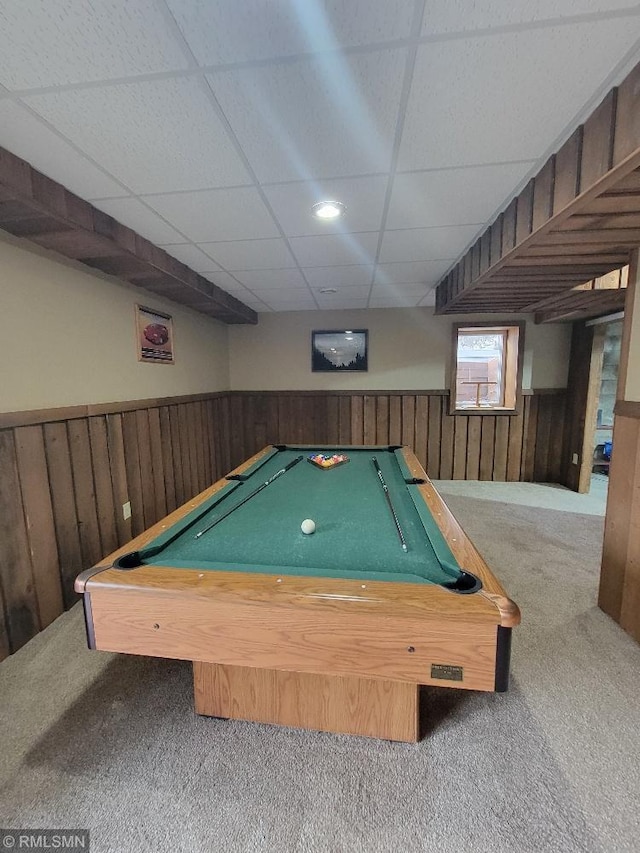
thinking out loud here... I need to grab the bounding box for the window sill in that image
[451,406,518,416]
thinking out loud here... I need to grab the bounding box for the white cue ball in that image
[301,518,316,535]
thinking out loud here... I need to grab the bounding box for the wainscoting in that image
[0,388,565,659]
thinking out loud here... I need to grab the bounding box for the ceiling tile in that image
[263,175,388,236]
[260,293,317,311]
[399,20,640,171]
[0,101,126,199]
[200,238,296,270]
[303,266,374,288]
[315,296,370,310]
[161,244,220,272]
[313,284,371,299]
[232,269,308,289]
[93,197,186,244]
[387,163,534,229]
[25,78,251,194]
[374,260,452,285]
[201,270,247,291]
[371,282,433,296]
[421,1,640,35]
[379,227,473,263]
[146,187,280,242]
[208,49,406,183]
[0,0,189,89]
[369,295,423,308]
[290,232,379,267]
[169,0,416,64]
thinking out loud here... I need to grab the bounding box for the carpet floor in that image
[1,490,639,853]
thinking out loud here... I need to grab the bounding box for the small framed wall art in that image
[311,329,368,372]
[136,305,174,364]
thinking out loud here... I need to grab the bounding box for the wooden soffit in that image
[0,147,257,325]
[435,61,640,317]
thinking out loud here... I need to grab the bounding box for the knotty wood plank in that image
[68,419,103,566]
[0,430,40,651]
[580,90,616,192]
[106,414,133,544]
[241,395,256,468]
[427,395,442,478]
[187,402,202,495]
[178,403,195,499]
[44,422,84,604]
[533,396,553,482]
[148,408,168,520]
[351,396,364,444]
[548,394,566,484]
[414,395,429,469]
[13,426,63,628]
[479,417,496,481]
[265,396,279,446]
[389,396,402,445]
[613,63,640,166]
[493,416,510,481]
[88,416,118,556]
[515,180,534,246]
[338,396,351,444]
[490,216,503,266]
[466,416,482,479]
[599,415,640,623]
[135,409,156,527]
[159,407,177,514]
[502,198,518,253]
[452,417,468,479]
[532,156,555,232]
[363,396,376,444]
[169,406,186,508]
[326,396,339,445]
[440,409,455,479]
[553,126,582,214]
[376,394,389,444]
[401,396,415,449]
[122,411,145,537]
[521,396,539,481]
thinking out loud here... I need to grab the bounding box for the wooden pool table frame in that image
[76,445,520,742]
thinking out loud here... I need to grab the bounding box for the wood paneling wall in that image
[224,390,566,484]
[0,388,565,660]
[0,394,230,660]
[598,401,640,643]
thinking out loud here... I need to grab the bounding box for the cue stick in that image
[194,455,303,539]
[372,456,408,552]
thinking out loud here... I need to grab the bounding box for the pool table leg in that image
[193,662,420,742]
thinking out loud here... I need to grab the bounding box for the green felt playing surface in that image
[138,446,466,585]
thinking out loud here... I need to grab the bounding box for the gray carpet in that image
[2,495,640,853]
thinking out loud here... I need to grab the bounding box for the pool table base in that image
[193,662,420,742]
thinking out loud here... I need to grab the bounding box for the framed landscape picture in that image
[136,305,174,363]
[311,329,368,372]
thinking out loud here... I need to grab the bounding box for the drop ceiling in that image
[1,1,639,316]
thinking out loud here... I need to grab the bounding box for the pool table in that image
[76,444,520,742]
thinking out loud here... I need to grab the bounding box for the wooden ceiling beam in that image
[435,61,640,315]
[0,146,257,325]
[533,288,627,323]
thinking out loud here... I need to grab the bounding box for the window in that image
[451,323,523,413]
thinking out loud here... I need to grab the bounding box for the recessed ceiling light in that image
[312,200,346,220]
[319,287,338,294]
[344,330,352,334]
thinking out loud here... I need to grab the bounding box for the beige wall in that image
[0,234,229,413]
[229,308,571,391]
